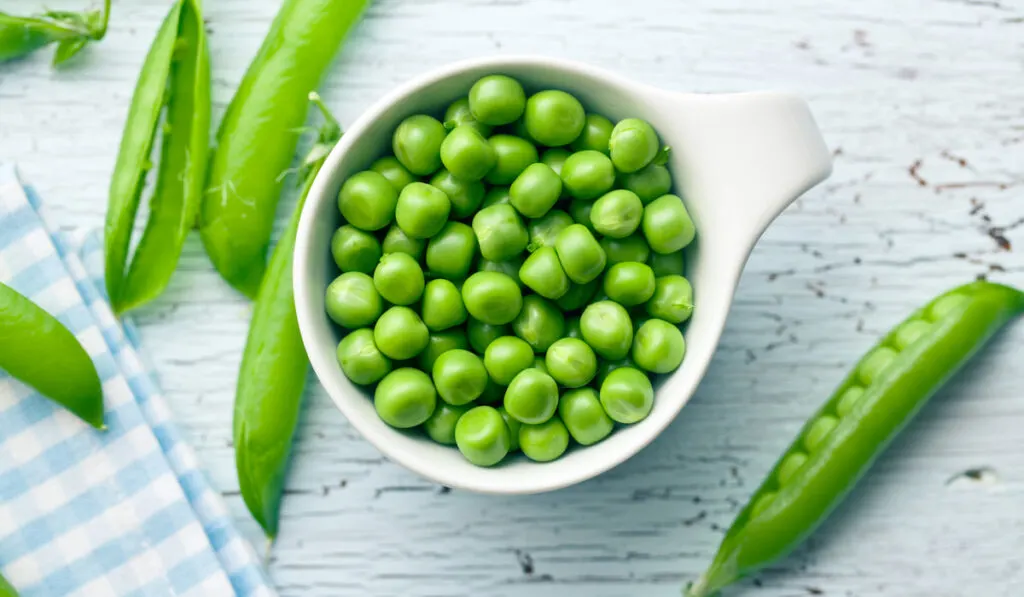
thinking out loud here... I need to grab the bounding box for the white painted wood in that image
[2,0,1023,595]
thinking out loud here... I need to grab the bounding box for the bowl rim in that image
[294,54,734,495]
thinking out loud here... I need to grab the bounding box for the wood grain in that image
[1,0,1022,595]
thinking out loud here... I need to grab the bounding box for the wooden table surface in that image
[2,0,1023,595]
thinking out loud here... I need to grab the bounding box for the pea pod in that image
[0,0,109,66]
[0,282,105,429]
[0,572,17,597]
[687,280,1024,597]
[200,0,372,298]
[104,0,210,314]
[234,94,341,539]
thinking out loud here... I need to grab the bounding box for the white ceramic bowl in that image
[294,55,832,495]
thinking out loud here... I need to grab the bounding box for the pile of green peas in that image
[325,74,696,467]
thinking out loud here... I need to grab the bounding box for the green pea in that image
[570,113,614,154]
[426,221,478,280]
[396,182,451,239]
[556,280,599,312]
[554,224,606,284]
[506,118,533,142]
[461,271,523,325]
[374,368,437,428]
[595,356,636,385]
[519,246,570,300]
[519,417,570,462]
[647,250,685,277]
[382,224,425,261]
[418,329,470,371]
[430,169,486,219]
[558,387,614,445]
[467,318,509,354]
[602,234,650,266]
[371,156,417,192]
[618,163,672,204]
[440,125,497,181]
[567,198,595,232]
[642,194,695,254]
[421,279,468,331]
[374,306,429,360]
[646,275,693,323]
[503,368,559,424]
[532,356,550,375]
[336,328,392,386]
[472,204,529,262]
[326,272,383,329]
[632,319,686,374]
[373,252,425,306]
[541,147,571,176]
[455,405,511,467]
[561,150,615,200]
[485,135,539,185]
[599,367,654,424]
[484,335,534,385]
[331,225,382,274]
[545,338,597,388]
[609,118,660,173]
[591,189,643,239]
[835,386,865,417]
[524,90,586,147]
[469,75,527,126]
[858,347,898,386]
[510,163,562,218]
[479,378,505,405]
[444,97,491,136]
[498,406,522,451]
[893,319,931,350]
[564,315,583,339]
[580,300,633,360]
[393,114,447,176]
[776,452,809,485]
[424,402,473,445]
[512,295,566,352]
[527,209,574,252]
[603,262,656,307]
[481,186,511,208]
[338,170,398,232]
[929,293,970,321]
[803,415,839,452]
[478,255,523,285]
[432,349,489,406]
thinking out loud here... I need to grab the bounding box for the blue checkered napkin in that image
[0,163,276,597]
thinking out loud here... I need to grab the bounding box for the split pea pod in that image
[233,94,341,539]
[200,0,372,298]
[0,0,110,66]
[0,282,105,428]
[687,280,1024,597]
[104,0,210,314]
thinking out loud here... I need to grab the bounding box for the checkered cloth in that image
[0,164,276,597]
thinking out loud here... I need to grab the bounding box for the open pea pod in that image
[0,0,110,66]
[234,94,342,539]
[104,0,210,314]
[0,282,105,429]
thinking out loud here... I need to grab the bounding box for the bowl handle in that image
[655,91,833,260]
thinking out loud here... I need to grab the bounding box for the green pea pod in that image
[0,572,16,597]
[104,0,210,314]
[200,0,372,298]
[0,282,105,429]
[687,280,1024,597]
[0,0,109,66]
[234,94,342,539]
